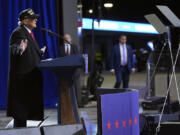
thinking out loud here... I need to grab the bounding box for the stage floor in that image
[1,72,180,134]
[0,107,97,135]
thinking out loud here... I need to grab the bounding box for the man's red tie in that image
[30,32,35,41]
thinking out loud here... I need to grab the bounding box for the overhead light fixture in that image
[77,4,83,8]
[88,9,93,14]
[104,3,113,8]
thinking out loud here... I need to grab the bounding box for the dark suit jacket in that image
[110,44,134,71]
[58,44,78,57]
[7,25,44,120]
[9,25,43,74]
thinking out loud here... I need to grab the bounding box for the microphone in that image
[41,28,71,44]
[41,28,55,36]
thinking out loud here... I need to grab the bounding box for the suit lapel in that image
[126,45,130,60]
[117,45,121,63]
[63,45,66,56]
[21,26,34,42]
[70,44,73,54]
[127,45,132,65]
[61,45,66,56]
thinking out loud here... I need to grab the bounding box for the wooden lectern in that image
[38,54,83,124]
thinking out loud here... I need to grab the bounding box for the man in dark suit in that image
[110,35,135,88]
[58,34,83,107]
[7,9,46,127]
[58,34,78,57]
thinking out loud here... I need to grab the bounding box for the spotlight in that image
[88,9,93,14]
[104,3,113,8]
[77,4,83,8]
[147,41,154,51]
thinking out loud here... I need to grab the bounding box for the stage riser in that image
[0,128,41,135]
[0,124,85,135]
[42,124,85,135]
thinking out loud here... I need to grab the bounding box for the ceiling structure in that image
[81,0,179,25]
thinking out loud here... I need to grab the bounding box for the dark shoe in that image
[14,119,27,127]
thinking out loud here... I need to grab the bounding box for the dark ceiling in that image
[81,0,179,25]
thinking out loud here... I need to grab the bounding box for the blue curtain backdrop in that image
[0,0,58,109]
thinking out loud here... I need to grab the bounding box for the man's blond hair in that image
[18,19,28,26]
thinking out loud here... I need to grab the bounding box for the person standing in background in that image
[7,9,46,127]
[110,35,135,88]
[58,34,78,57]
[58,34,83,107]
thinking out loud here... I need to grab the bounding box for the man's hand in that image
[41,46,46,53]
[20,39,28,53]
[111,69,115,75]
[131,68,136,73]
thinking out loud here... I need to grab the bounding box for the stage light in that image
[104,3,113,8]
[82,18,159,34]
[88,9,93,14]
[77,4,82,8]
[147,41,154,51]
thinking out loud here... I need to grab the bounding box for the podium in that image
[38,54,84,124]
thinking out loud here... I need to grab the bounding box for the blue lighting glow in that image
[82,18,158,34]
[147,41,154,51]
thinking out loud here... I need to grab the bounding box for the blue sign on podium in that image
[101,91,139,135]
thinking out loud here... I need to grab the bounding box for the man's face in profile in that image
[23,18,38,29]
[119,36,127,44]
[64,34,72,43]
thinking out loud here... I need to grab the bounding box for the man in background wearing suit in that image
[7,9,46,127]
[58,34,83,107]
[110,35,135,88]
[58,34,78,57]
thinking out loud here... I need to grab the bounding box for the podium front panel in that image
[96,88,139,135]
[101,91,139,135]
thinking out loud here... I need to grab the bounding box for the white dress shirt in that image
[119,43,128,66]
[64,43,71,55]
[24,25,31,33]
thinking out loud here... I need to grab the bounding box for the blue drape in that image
[0,0,58,109]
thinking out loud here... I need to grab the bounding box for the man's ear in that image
[23,19,29,25]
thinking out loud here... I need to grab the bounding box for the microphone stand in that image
[41,28,71,44]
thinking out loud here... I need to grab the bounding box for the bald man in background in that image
[58,34,78,57]
[58,34,83,107]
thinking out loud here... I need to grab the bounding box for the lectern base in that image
[58,80,80,124]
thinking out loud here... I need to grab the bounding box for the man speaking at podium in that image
[7,9,46,127]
